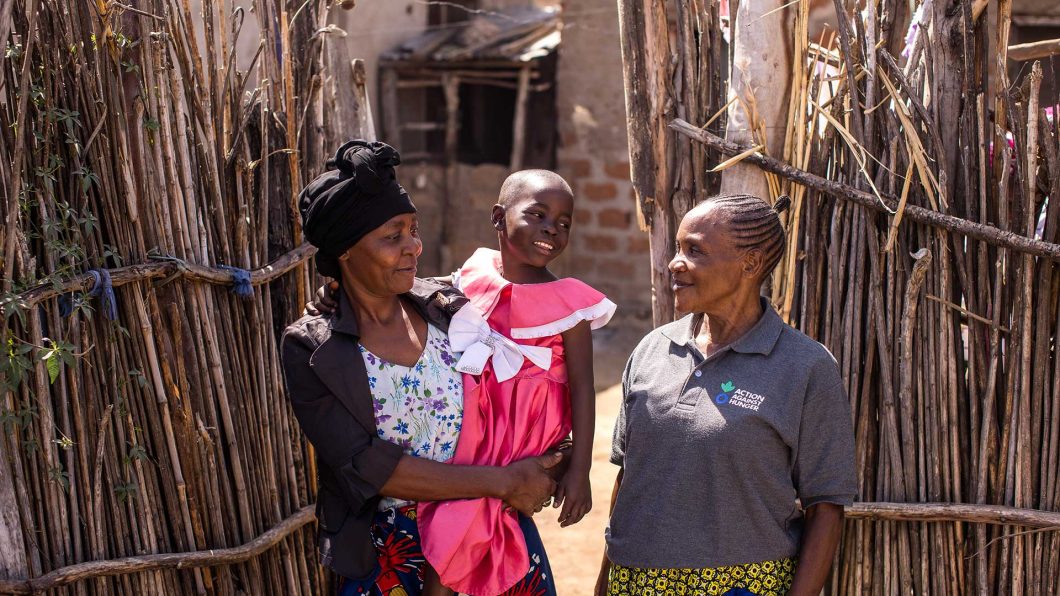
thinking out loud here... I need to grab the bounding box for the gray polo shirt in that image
[606,301,856,569]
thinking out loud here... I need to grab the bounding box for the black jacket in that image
[280,278,468,579]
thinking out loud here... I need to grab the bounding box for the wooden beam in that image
[0,505,315,594]
[396,79,443,89]
[846,502,1060,529]
[4,243,317,311]
[1008,38,1060,62]
[669,119,1060,261]
[400,122,447,132]
[509,66,532,171]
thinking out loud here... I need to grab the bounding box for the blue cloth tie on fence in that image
[59,269,118,320]
[220,266,253,298]
[89,269,119,320]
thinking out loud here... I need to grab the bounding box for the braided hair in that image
[703,193,791,279]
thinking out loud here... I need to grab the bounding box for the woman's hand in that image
[500,451,563,517]
[553,467,592,527]
[304,281,340,316]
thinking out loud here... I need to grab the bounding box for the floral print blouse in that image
[359,323,464,511]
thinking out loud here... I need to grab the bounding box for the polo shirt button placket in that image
[678,360,706,410]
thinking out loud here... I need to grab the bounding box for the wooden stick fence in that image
[0,0,365,593]
[619,1,1060,594]
[7,244,317,310]
[0,506,315,595]
[668,120,1060,261]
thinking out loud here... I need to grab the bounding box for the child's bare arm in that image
[555,320,595,527]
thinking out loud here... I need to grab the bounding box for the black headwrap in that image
[298,140,416,277]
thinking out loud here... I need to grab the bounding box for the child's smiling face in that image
[497,185,574,269]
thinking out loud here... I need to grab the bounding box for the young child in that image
[418,170,614,596]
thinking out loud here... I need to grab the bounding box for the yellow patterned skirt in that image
[606,557,796,596]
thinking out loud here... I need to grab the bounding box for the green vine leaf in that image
[125,444,148,466]
[114,481,138,502]
[128,369,147,388]
[45,353,60,384]
[48,465,70,492]
[39,339,77,385]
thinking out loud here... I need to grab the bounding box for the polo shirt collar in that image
[662,297,784,356]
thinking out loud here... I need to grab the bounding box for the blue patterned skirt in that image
[338,505,557,596]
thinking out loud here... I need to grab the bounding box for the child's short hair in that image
[499,170,573,207]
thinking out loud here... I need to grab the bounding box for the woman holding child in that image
[596,195,857,596]
[282,140,612,596]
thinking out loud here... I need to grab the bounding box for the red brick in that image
[628,234,650,254]
[566,159,592,178]
[583,233,618,252]
[598,208,632,229]
[598,259,635,277]
[604,160,631,180]
[574,209,592,225]
[568,256,596,275]
[581,181,618,202]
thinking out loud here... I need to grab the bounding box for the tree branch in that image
[0,505,315,594]
[5,243,317,310]
[846,502,1060,529]
[669,119,1060,261]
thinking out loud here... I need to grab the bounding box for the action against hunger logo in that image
[715,380,767,411]
[716,381,735,404]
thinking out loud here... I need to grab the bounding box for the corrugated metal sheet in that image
[382,6,561,63]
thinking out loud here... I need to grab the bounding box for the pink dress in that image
[417,248,616,595]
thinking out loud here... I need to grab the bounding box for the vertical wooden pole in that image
[441,74,461,274]
[0,437,28,580]
[719,0,793,201]
[351,60,377,141]
[381,67,401,146]
[510,66,532,171]
[280,9,305,307]
[617,0,676,326]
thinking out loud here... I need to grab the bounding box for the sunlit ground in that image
[536,383,623,595]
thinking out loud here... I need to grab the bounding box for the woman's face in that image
[668,205,751,314]
[340,213,422,295]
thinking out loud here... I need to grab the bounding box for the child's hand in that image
[553,469,591,527]
[304,281,340,315]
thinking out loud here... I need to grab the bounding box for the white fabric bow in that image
[449,304,553,382]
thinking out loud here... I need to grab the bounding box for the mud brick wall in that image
[555,155,652,318]
[551,0,653,318]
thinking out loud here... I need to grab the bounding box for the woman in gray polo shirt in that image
[596,194,857,596]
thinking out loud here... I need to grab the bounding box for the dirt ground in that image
[535,383,622,594]
[534,313,650,595]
